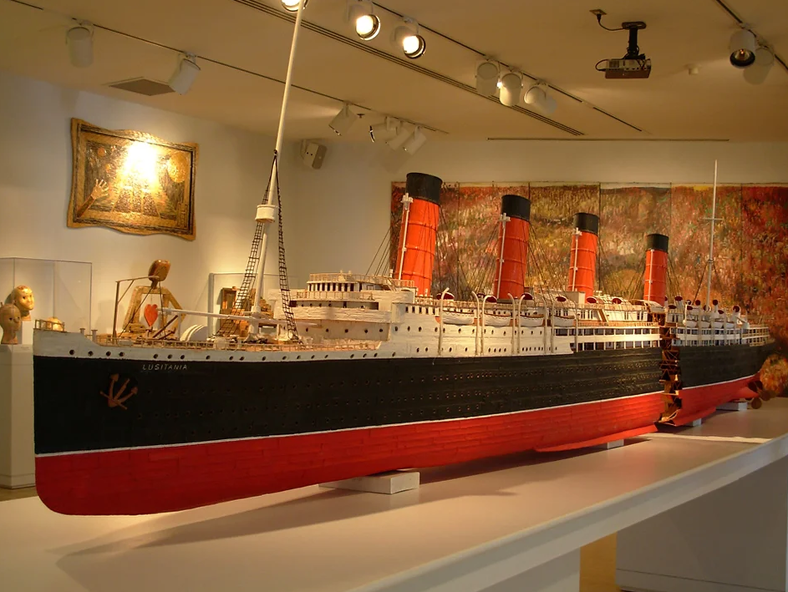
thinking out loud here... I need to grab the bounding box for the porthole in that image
[344,329,349,333]
[105,351,111,357]
[240,356,244,361]
[395,327,399,332]
[425,347,429,352]
[153,354,158,359]
[282,356,287,360]
[373,353,378,357]
[311,355,315,359]
[379,328,384,333]
[416,348,420,353]
[262,356,266,361]
[296,355,301,360]
[180,355,185,360]
[350,354,355,358]
[119,352,125,357]
[364,329,368,333]
[167,354,172,360]
[229,356,234,361]
[325,328,329,333]
[418,327,422,332]
[407,326,411,331]
[449,347,453,352]
[206,355,211,360]
[69,349,75,355]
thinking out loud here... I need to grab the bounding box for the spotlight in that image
[403,126,427,155]
[743,46,775,84]
[329,104,357,136]
[348,0,380,41]
[66,24,93,68]
[391,20,426,59]
[498,72,522,107]
[475,61,499,96]
[281,0,307,12]
[168,53,200,94]
[370,117,400,142]
[386,124,413,150]
[729,29,757,68]
[524,83,557,115]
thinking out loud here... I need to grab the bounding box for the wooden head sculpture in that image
[6,285,34,320]
[0,303,22,344]
[148,260,171,289]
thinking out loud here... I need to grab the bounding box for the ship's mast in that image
[254,0,307,314]
[705,159,719,310]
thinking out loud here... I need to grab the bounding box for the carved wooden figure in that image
[5,285,34,321]
[0,303,22,344]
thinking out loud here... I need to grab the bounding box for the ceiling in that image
[0,0,786,142]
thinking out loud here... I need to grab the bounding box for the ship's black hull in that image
[34,348,664,455]
[679,342,775,388]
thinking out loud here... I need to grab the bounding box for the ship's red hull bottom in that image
[670,375,759,426]
[37,393,665,515]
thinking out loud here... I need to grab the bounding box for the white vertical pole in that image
[254,0,306,315]
[706,160,718,312]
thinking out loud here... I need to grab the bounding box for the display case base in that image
[320,470,420,495]
[0,345,34,489]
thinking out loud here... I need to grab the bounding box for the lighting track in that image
[712,0,788,74]
[6,0,447,135]
[231,0,584,136]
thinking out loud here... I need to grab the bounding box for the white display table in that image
[0,400,787,592]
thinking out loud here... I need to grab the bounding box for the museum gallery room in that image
[2,0,788,590]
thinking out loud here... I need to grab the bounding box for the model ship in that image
[31,167,774,515]
[31,8,774,515]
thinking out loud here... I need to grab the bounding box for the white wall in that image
[0,71,275,333]
[284,139,788,283]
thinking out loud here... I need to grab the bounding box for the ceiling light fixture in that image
[729,28,757,68]
[403,126,427,155]
[347,0,381,41]
[281,0,308,12]
[66,23,93,68]
[369,116,400,142]
[329,104,357,135]
[386,124,413,150]
[168,53,200,94]
[391,19,426,59]
[743,46,775,84]
[475,60,499,96]
[498,72,522,107]
[524,83,557,115]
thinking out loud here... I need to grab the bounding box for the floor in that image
[0,486,621,591]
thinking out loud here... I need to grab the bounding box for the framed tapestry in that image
[67,118,198,240]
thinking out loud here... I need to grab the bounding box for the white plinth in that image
[320,470,420,495]
[616,455,788,592]
[0,344,34,488]
[718,400,749,412]
[593,439,624,450]
[688,418,702,427]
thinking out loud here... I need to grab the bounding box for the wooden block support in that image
[718,400,749,412]
[320,470,420,495]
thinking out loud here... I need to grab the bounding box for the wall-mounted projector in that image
[593,14,652,79]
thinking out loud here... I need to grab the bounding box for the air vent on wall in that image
[107,78,174,96]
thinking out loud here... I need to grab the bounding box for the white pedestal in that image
[594,439,624,450]
[484,550,579,592]
[718,400,749,412]
[0,344,35,488]
[320,470,420,494]
[616,456,788,592]
[688,418,702,427]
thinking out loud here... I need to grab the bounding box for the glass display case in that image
[0,258,92,344]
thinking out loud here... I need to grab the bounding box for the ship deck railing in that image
[96,335,378,352]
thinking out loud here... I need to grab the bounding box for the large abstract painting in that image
[390,180,788,355]
[68,119,198,240]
